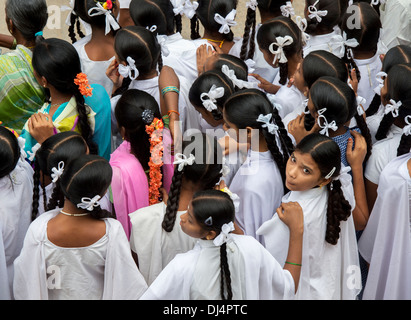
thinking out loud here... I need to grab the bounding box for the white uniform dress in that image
[13,209,148,300]
[228,150,284,244]
[0,158,33,299]
[303,29,343,58]
[364,124,402,185]
[359,153,411,299]
[140,234,296,300]
[129,202,197,286]
[257,174,361,300]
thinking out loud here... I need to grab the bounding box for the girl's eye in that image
[291,155,296,162]
[303,168,310,174]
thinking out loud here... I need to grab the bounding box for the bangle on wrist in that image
[161,86,180,97]
[285,261,302,267]
[167,110,180,117]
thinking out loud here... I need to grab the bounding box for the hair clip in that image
[325,166,336,179]
[146,25,157,33]
[142,109,155,125]
[214,9,237,34]
[51,161,65,183]
[77,195,102,211]
[268,36,293,64]
[204,216,213,226]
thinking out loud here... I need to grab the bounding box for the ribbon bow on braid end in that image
[268,36,293,65]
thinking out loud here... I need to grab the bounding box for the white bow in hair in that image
[317,108,338,136]
[331,165,352,190]
[268,36,293,64]
[28,143,41,162]
[246,0,258,11]
[221,65,256,89]
[174,153,196,172]
[308,0,328,22]
[118,56,139,80]
[213,222,235,247]
[403,116,411,136]
[356,96,366,116]
[373,71,387,95]
[156,35,170,57]
[329,32,359,58]
[171,0,199,19]
[17,137,27,161]
[146,25,158,33]
[280,1,295,17]
[257,113,279,135]
[214,9,237,34]
[371,0,386,5]
[384,99,402,118]
[200,85,225,112]
[295,16,310,43]
[61,0,76,26]
[88,2,120,35]
[51,161,65,183]
[77,195,102,211]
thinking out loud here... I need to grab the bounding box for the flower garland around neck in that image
[145,117,165,205]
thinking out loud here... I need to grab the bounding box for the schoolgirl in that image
[128,133,225,285]
[110,89,174,239]
[13,155,148,299]
[0,126,33,299]
[223,89,294,244]
[257,133,361,300]
[141,189,304,300]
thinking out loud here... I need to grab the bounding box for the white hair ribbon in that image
[371,0,386,5]
[171,0,185,15]
[88,2,120,35]
[403,116,411,136]
[146,25,158,33]
[27,143,41,162]
[257,114,279,135]
[213,222,235,246]
[214,9,237,34]
[77,195,102,211]
[317,108,338,136]
[356,96,366,116]
[221,65,256,89]
[280,1,295,17]
[17,137,27,161]
[295,16,310,43]
[384,99,402,118]
[51,161,65,183]
[173,153,196,172]
[329,32,359,58]
[173,0,199,19]
[373,71,387,95]
[200,85,225,112]
[330,165,352,189]
[118,56,139,80]
[308,0,328,23]
[61,0,76,26]
[268,35,293,64]
[156,35,170,57]
[220,157,231,177]
[246,0,258,11]
[244,59,256,73]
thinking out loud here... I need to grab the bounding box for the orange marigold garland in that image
[74,73,93,97]
[145,117,165,205]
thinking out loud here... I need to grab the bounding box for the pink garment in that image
[109,129,174,239]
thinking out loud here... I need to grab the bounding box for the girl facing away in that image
[257,133,361,300]
[140,189,304,300]
[0,126,34,299]
[13,155,148,300]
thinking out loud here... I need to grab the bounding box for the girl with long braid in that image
[223,89,294,244]
[141,189,304,300]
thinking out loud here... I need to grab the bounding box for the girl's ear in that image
[245,126,253,138]
[319,177,332,188]
[205,230,217,241]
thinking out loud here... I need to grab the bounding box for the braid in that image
[271,108,294,157]
[344,47,361,82]
[41,174,47,214]
[325,180,351,245]
[239,8,256,61]
[190,15,201,40]
[375,113,395,141]
[365,93,382,117]
[158,52,163,72]
[174,15,182,33]
[397,134,411,156]
[162,168,184,232]
[31,162,41,221]
[353,113,372,162]
[46,183,64,211]
[279,62,288,85]
[262,127,287,186]
[76,18,85,39]
[220,243,233,300]
[68,13,78,44]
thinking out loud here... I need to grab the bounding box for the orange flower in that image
[74,73,93,97]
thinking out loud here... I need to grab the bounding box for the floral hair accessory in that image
[100,0,113,10]
[142,109,155,125]
[88,1,120,35]
[214,9,237,34]
[74,73,93,97]
[51,161,65,183]
[77,195,102,211]
[268,36,293,64]
[308,0,328,23]
[146,117,165,205]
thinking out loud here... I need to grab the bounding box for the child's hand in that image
[348,68,358,94]
[288,113,320,144]
[106,60,123,92]
[277,202,304,234]
[346,130,367,170]
[248,73,280,94]
[196,44,216,76]
[27,113,54,144]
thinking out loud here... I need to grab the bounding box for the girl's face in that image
[380,76,389,105]
[293,62,308,96]
[180,203,213,240]
[285,151,329,191]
